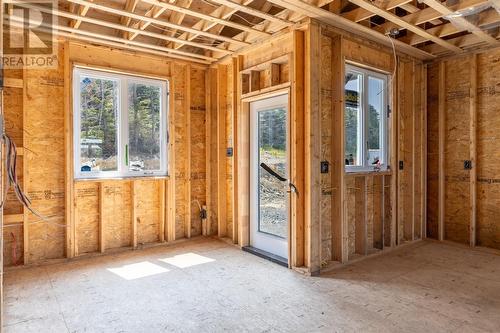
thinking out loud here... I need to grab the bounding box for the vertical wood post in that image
[99,182,105,253]
[469,54,477,247]
[331,34,347,263]
[185,65,192,239]
[291,29,305,267]
[304,22,321,273]
[438,61,446,242]
[231,57,240,244]
[217,65,227,238]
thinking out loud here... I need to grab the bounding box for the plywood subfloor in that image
[3,238,500,332]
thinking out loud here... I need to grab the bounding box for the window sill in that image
[344,170,392,177]
[75,175,170,183]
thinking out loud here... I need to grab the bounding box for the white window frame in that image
[345,63,389,173]
[73,67,169,179]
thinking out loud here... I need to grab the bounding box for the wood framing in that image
[9,0,497,68]
[469,54,477,247]
[331,34,348,263]
[438,61,446,242]
[291,29,305,268]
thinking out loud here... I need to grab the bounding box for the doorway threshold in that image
[242,246,288,267]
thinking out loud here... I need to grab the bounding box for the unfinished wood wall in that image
[2,41,208,266]
[211,32,295,246]
[318,25,426,267]
[214,21,426,273]
[427,47,500,250]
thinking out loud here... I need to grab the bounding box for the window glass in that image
[128,82,162,172]
[344,72,362,166]
[79,76,119,172]
[258,108,287,238]
[74,68,168,179]
[368,76,383,166]
[344,65,388,172]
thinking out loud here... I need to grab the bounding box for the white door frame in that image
[249,93,289,259]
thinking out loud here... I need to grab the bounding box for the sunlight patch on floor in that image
[107,261,170,280]
[158,253,215,268]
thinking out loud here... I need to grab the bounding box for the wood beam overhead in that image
[7,14,214,63]
[19,0,499,66]
[119,0,139,39]
[268,0,435,59]
[69,0,93,29]
[65,0,251,47]
[127,4,167,41]
[373,0,491,34]
[209,0,294,25]
[401,8,500,46]
[156,0,193,48]
[342,0,412,23]
[348,0,463,53]
[171,0,255,51]
[15,3,232,55]
[420,0,500,47]
[141,0,271,37]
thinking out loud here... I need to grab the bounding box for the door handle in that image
[260,162,299,196]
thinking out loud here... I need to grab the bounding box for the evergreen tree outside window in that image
[344,64,389,172]
[74,67,168,178]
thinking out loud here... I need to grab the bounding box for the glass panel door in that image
[258,108,287,239]
[249,93,289,260]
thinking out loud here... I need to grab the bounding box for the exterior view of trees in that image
[79,76,162,172]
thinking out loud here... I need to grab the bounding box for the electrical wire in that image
[0,134,67,228]
[386,33,398,93]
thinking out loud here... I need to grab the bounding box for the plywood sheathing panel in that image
[2,41,208,264]
[240,33,293,70]
[370,175,384,250]
[398,60,415,242]
[477,48,500,250]
[190,66,207,237]
[342,37,394,72]
[173,64,188,239]
[444,57,471,244]
[320,33,333,265]
[207,68,219,236]
[427,62,440,240]
[313,26,426,266]
[384,175,392,247]
[345,177,357,258]
[102,182,133,249]
[225,64,234,239]
[135,180,161,244]
[2,226,24,266]
[75,182,99,254]
[425,47,500,250]
[24,44,66,262]
[3,86,24,147]
[414,63,424,240]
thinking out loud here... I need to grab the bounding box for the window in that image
[344,64,389,172]
[74,67,168,178]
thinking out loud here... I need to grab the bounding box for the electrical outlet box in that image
[464,160,472,170]
[321,161,329,174]
[399,161,404,170]
[226,147,233,157]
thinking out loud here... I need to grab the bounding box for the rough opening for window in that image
[344,64,389,172]
[73,67,169,179]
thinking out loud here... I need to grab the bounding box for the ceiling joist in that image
[65,0,251,47]
[421,0,500,47]
[17,0,498,64]
[348,0,463,53]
